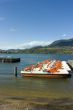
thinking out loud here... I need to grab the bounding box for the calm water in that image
[0,54,73,99]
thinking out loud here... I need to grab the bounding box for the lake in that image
[0,53,73,99]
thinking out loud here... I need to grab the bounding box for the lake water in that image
[0,54,73,99]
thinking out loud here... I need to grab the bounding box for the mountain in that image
[0,38,73,54]
[49,38,73,47]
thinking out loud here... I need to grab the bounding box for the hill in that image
[0,38,73,54]
[49,38,73,47]
[21,38,73,54]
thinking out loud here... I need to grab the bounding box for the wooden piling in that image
[14,67,17,77]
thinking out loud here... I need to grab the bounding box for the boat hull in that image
[21,73,71,78]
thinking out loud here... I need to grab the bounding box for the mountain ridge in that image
[49,38,73,47]
[0,38,73,54]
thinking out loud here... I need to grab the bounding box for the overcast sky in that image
[0,0,73,49]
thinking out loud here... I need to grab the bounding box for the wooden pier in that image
[0,57,20,63]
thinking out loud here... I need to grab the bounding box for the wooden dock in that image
[0,57,20,63]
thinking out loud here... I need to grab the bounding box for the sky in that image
[0,0,73,49]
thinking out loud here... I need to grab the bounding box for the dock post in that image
[14,67,17,77]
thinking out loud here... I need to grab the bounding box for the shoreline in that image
[0,95,73,110]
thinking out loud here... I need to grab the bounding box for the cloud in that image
[15,41,52,49]
[1,41,52,50]
[62,34,66,37]
[0,17,5,21]
[10,28,16,32]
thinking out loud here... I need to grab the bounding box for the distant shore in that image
[0,95,73,110]
[0,47,73,54]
